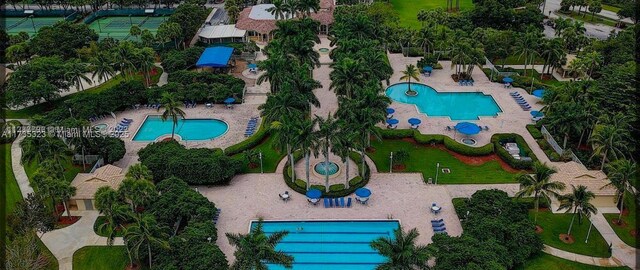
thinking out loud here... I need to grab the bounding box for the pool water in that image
[253,220,399,269]
[132,115,228,141]
[386,83,502,120]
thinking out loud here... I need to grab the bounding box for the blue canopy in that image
[355,188,371,197]
[196,47,234,68]
[532,89,545,98]
[248,63,257,69]
[386,118,399,125]
[224,97,236,104]
[408,118,421,125]
[455,122,481,135]
[530,110,544,117]
[386,108,395,114]
[306,189,322,199]
[503,77,514,83]
[423,66,433,72]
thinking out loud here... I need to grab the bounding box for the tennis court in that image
[87,15,168,40]
[4,16,66,35]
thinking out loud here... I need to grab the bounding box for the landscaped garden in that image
[516,253,631,270]
[73,246,129,270]
[604,192,638,248]
[390,0,474,28]
[3,144,22,216]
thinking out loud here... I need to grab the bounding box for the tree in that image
[90,53,116,83]
[589,114,631,170]
[124,213,169,269]
[5,233,50,270]
[129,25,142,41]
[370,226,431,269]
[268,0,288,20]
[400,64,420,95]
[20,136,69,170]
[157,21,182,49]
[315,114,340,192]
[29,21,98,59]
[257,53,295,93]
[65,61,93,91]
[515,162,565,223]
[329,57,366,99]
[118,178,157,213]
[603,159,636,223]
[95,186,133,246]
[271,117,301,184]
[588,0,602,21]
[158,92,186,140]
[7,193,56,237]
[126,163,153,181]
[47,179,76,219]
[297,0,320,17]
[331,126,356,188]
[225,220,294,269]
[295,118,318,189]
[557,185,597,235]
[515,28,542,76]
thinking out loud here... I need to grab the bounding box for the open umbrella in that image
[408,118,421,125]
[386,108,395,114]
[530,110,544,118]
[355,188,371,197]
[306,189,321,199]
[503,77,514,83]
[423,66,433,72]
[532,89,545,98]
[455,122,481,135]
[386,119,399,125]
[224,97,236,104]
[247,63,257,69]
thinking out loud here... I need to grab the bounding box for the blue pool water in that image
[252,220,399,269]
[386,83,502,120]
[132,115,228,141]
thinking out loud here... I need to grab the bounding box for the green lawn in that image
[532,210,611,258]
[517,253,631,270]
[390,0,474,28]
[73,246,129,270]
[233,135,286,173]
[601,4,621,13]
[604,192,638,248]
[557,11,619,27]
[3,144,22,216]
[500,68,564,87]
[93,216,128,237]
[367,139,519,184]
[493,55,545,66]
[24,156,85,187]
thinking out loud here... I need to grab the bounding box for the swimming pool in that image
[132,115,228,141]
[252,220,399,269]
[386,83,502,120]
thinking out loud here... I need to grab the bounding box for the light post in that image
[435,162,440,184]
[259,151,263,173]
[207,237,212,243]
[585,221,593,243]
[389,152,393,173]
[68,108,74,118]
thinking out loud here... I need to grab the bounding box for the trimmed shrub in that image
[537,139,550,150]
[526,124,543,139]
[349,176,363,186]
[443,137,494,156]
[294,179,307,189]
[378,128,414,139]
[414,133,445,144]
[224,120,270,156]
[329,184,345,192]
[491,133,538,170]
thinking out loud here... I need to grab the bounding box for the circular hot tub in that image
[461,138,477,146]
[314,161,339,176]
[318,48,330,53]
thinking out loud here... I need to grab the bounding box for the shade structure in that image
[408,118,422,125]
[386,118,399,125]
[248,63,257,69]
[224,97,236,104]
[423,66,433,72]
[503,77,514,83]
[355,188,371,197]
[196,46,234,68]
[455,122,481,135]
[532,89,545,98]
[306,189,322,199]
[386,108,395,114]
[530,110,544,117]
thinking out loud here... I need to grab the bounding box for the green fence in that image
[83,8,174,24]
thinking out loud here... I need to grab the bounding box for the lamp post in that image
[68,108,74,118]
[259,151,263,174]
[207,237,212,243]
[585,221,593,243]
[389,152,393,173]
[435,162,440,184]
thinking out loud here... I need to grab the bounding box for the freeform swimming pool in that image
[132,115,228,141]
[252,220,399,270]
[386,83,502,120]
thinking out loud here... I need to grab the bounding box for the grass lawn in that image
[532,210,611,258]
[6,69,163,119]
[390,0,474,28]
[502,68,564,87]
[604,192,638,248]
[517,253,631,270]
[493,55,545,66]
[557,11,619,27]
[93,216,127,237]
[367,139,519,184]
[73,246,129,270]
[233,135,286,173]
[601,4,621,13]
[3,144,22,216]
[24,155,85,187]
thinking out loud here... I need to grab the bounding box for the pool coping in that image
[247,219,402,233]
[130,114,230,142]
[385,82,505,122]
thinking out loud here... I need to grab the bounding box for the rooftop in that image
[70,165,125,200]
[198,24,247,39]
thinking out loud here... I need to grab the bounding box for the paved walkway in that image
[590,213,637,268]
[11,135,34,199]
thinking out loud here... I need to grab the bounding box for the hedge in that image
[443,137,494,156]
[491,133,538,170]
[224,119,270,156]
[526,124,543,139]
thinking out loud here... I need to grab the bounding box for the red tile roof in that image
[236,3,334,35]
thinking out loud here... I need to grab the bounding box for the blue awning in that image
[224,97,236,104]
[423,66,433,72]
[355,188,371,197]
[306,189,322,199]
[532,89,545,98]
[386,108,395,114]
[455,122,481,135]
[386,119,399,125]
[196,46,234,68]
[503,77,514,83]
[408,118,421,125]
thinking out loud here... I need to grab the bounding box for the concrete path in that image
[154,63,168,86]
[590,213,637,269]
[11,135,34,199]
[541,245,624,267]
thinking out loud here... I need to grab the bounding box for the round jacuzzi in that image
[314,161,339,176]
[461,138,477,146]
[318,48,330,53]
[93,123,108,134]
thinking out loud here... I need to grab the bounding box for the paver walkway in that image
[590,213,637,268]
[11,135,34,199]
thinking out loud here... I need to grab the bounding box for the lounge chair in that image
[446,126,452,131]
[340,197,345,208]
[469,80,474,86]
[329,198,334,207]
[433,225,447,232]
[346,198,352,208]
[431,218,444,224]
[335,198,340,207]
[324,198,330,208]
[484,126,489,131]
[434,230,448,234]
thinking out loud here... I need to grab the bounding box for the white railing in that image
[540,125,583,164]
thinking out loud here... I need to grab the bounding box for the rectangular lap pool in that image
[250,220,399,269]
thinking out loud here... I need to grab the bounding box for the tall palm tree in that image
[271,117,301,183]
[65,62,93,91]
[315,114,340,192]
[603,159,636,223]
[257,53,294,93]
[259,90,309,123]
[126,164,153,181]
[330,57,365,99]
[46,178,76,218]
[91,53,116,83]
[580,51,603,79]
[370,226,431,269]
[226,219,294,269]
[540,38,566,76]
[124,214,169,269]
[557,185,597,235]
[295,118,318,189]
[296,0,320,17]
[95,186,133,246]
[267,0,288,20]
[20,136,70,174]
[331,127,357,188]
[282,0,298,19]
[515,29,541,76]
[134,47,155,87]
[158,92,186,140]
[589,117,630,170]
[118,179,157,213]
[400,64,420,95]
[515,162,565,224]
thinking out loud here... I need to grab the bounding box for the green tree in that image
[126,163,153,181]
[331,126,356,188]
[95,186,133,246]
[295,118,318,189]
[400,64,420,95]
[118,179,157,213]
[603,159,636,223]
[315,114,340,192]
[370,226,431,269]
[158,92,186,140]
[129,25,142,41]
[557,185,597,235]
[329,57,366,99]
[268,0,288,20]
[515,162,565,223]
[124,213,169,269]
[271,116,301,183]
[65,61,93,91]
[20,136,69,170]
[589,114,631,170]
[90,53,116,83]
[225,220,294,269]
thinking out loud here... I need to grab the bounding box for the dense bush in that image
[443,137,494,156]
[491,133,538,170]
[526,124,543,139]
[0,120,22,144]
[167,70,245,103]
[414,133,445,144]
[224,121,270,156]
[93,137,126,164]
[138,141,242,185]
[417,54,439,69]
[161,47,205,72]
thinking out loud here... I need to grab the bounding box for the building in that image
[236,0,335,42]
[550,162,618,209]
[68,164,126,211]
[198,24,247,44]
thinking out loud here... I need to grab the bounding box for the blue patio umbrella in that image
[408,118,422,125]
[386,108,395,114]
[530,110,544,118]
[532,89,545,98]
[306,189,322,199]
[224,97,236,104]
[247,63,257,69]
[423,66,433,72]
[355,188,371,197]
[455,122,481,135]
[386,118,399,125]
[503,77,514,83]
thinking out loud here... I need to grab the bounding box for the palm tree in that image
[296,0,320,17]
[603,159,636,223]
[91,53,116,83]
[95,186,133,246]
[257,53,294,93]
[129,25,142,41]
[515,162,565,223]
[20,136,69,174]
[400,64,420,95]
[226,219,294,269]
[65,61,93,91]
[331,127,357,188]
[330,57,366,99]
[134,47,155,87]
[540,38,566,76]
[370,226,431,269]
[124,214,169,269]
[589,117,631,170]
[271,117,301,183]
[315,114,340,192]
[126,164,153,181]
[158,92,186,140]
[259,90,309,123]
[118,179,156,213]
[515,29,541,76]
[580,51,603,79]
[46,179,76,219]
[267,0,288,20]
[282,0,298,19]
[295,118,318,189]
[557,185,597,236]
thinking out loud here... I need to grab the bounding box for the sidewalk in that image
[11,136,34,199]
[590,213,637,269]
